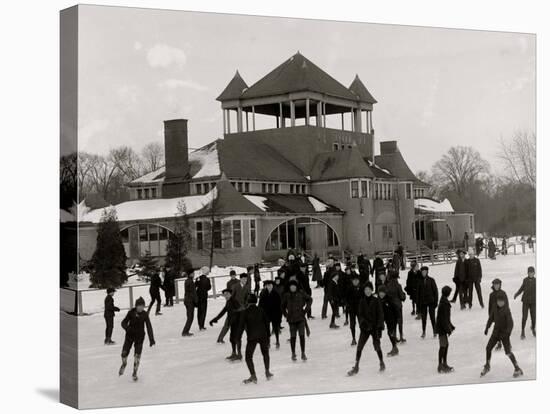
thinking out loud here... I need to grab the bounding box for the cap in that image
[240,273,248,279]
[222,288,232,294]
[528,266,535,273]
[364,281,374,290]
[135,297,146,307]
[420,266,429,272]
[378,285,387,294]
[106,287,116,294]
[289,280,298,287]
[492,278,502,285]
[442,286,452,297]
[263,280,274,285]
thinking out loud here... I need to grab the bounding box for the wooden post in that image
[211,277,217,297]
[270,271,274,280]
[350,108,355,132]
[290,100,296,127]
[227,109,231,133]
[252,105,256,131]
[279,102,283,128]
[175,279,180,303]
[341,113,345,130]
[306,98,310,126]
[129,286,134,310]
[316,101,322,126]
[245,110,249,131]
[323,102,327,127]
[222,109,226,134]
[78,291,83,315]
[237,106,243,132]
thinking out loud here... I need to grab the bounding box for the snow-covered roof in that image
[243,195,269,212]
[81,189,217,224]
[308,196,329,212]
[130,141,221,185]
[414,198,454,214]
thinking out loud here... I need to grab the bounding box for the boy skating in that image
[487,278,508,351]
[514,266,536,339]
[239,294,273,384]
[347,282,385,376]
[119,297,155,381]
[259,280,282,348]
[378,285,399,357]
[481,291,523,378]
[104,287,120,345]
[210,288,243,361]
[346,275,363,345]
[281,280,312,361]
[435,286,455,373]
[417,266,438,338]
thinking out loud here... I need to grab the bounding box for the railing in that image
[61,269,280,316]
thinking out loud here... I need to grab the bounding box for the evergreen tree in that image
[165,201,193,277]
[137,250,158,282]
[90,208,128,288]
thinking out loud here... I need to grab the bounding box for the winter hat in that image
[248,294,258,304]
[289,280,298,287]
[420,266,429,273]
[274,276,281,283]
[335,262,342,268]
[263,280,274,286]
[351,273,360,280]
[527,266,535,273]
[364,281,374,291]
[106,287,116,294]
[300,262,307,268]
[492,278,502,285]
[442,286,452,297]
[135,297,146,307]
[229,270,237,276]
[240,273,248,279]
[378,285,387,294]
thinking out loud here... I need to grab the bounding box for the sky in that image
[77,5,536,174]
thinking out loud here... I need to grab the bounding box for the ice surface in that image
[73,253,536,408]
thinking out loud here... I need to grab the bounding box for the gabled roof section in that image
[243,194,343,214]
[240,52,358,101]
[217,138,307,182]
[217,70,248,101]
[193,179,264,216]
[374,142,422,183]
[365,159,395,179]
[349,75,377,104]
[310,148,375,181]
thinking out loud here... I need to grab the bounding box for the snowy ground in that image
[71,252,536,409]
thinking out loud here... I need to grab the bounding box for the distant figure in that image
[372,254,385,281]
[527,235,534,250]
[253,263,261,296]
[195,266,212,331]
[488,238,497,260]
[147,271,164,316]
[405,261,421,317]
[311,254,323,288]
[463,232,469,250]
[514,266,536,339]
[163,267,175,307]
[396,242,406,270]
[467,253,484,308]
[452,249,469,309]
[259,280,282,348]
[501,237,508,255]
[357,253,372,285]
[104,287,120,345]
[475,237,484,256]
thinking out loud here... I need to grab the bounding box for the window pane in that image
[213,220,222,249]
[278,223,287,250]
[233,220,242,248]
[245,182,250,192]
[287,221,295,249]
[250,219,256,247]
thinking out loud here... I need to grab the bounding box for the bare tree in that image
[498,131,536,189]
[141,142,165,173]
[431,146,490,197]
[110,146,143,181]
[88,154,119,201]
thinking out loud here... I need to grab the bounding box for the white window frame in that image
[350,179,360,198]
[231,219,242,249]
[249,219,256,248]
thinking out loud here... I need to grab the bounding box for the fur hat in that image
[288,280,298,287]
[106,287,116,294]
[420,266,429,273]
[378,285,387,294]
[239,273,248,279]
[263,280,274,286]
[495,291,507,302]
[135,297,146,307]
[492,278,502,285]
[442,286,452,297]
[364,281,374,291]
[229,270,237,276]
[528,266,535,273]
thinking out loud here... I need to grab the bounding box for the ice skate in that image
[387,346,399,357]
[155,311,163,316]
[421,332,426,339]
[275,341,280,349]
[265,371,274,380]
[225,353,237,360]
[301,353,308,361]
[347,365,359,376]
[291,353,297,362]
[399,337,406,344]
[379,361,386,372]
[118,357,127,376]
[181,332,194,337]
[351,338,357,346]
[437,363,444,373]
[243,375,257,384]
[330,324,340,329]
[480,363,490,377]
[532,327,536,337]
[520,331,526,340]
[233,353,243,361]
[513,367,523,378]
[443,365,454,373]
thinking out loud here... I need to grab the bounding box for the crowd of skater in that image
[103,247,536,384]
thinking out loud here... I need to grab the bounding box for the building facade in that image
[78,52,474,266]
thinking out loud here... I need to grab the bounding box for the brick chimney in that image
[162,119,190,197]
[380,140,398,155]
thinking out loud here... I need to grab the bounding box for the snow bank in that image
[415,198,454,213]
[243,195,268,211]
[308,196,329,212]
[81,188,217,224]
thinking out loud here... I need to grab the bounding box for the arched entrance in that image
[120,223,174,262]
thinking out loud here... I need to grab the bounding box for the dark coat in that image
[259,288,283,322]
[435,297,455,335]
[211,297,241,326]
[338,272,353,302]
[453,259,468,283]
[296,270,311,295]
[321,266,335,289]
[311,257,323,282]
[326,278,340,303]
[149,273,164,295]
[488,288,509,316]
[386,278,406,309]
[380,295,398,329]
[239,304,270,342]
[467,257,482,283]
[183,277,198,306]
[163,272,175,297]
[121,308,155,345]
[346,285,363,313]
[357,294,385,332]
[357,255,372,283]
[515,277,536,304]
[195,275,212,300]
[226,277,240,292]
[281,291,312,323]
[232,282,249,309]
[372,257,385,276]
[104,294,120,318]
[487,305,514,338]
[405,269,421,299]
[417,275,438,306]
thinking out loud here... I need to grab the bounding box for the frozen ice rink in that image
[69,252,536,408]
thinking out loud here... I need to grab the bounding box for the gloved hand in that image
[150,340,156,347]
[484,327,488,336]
[209,320,216,327]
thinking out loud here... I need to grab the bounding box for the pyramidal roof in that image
[239,52,359,101]
[216,71,248,101]
[349,75,377,104]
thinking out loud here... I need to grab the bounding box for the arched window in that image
[120,224,174,258]
[265,217,339,251]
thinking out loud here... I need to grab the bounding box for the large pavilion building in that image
[78,52,474,266]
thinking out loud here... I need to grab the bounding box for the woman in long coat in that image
[311,254,323,288]
[488,238,497,260]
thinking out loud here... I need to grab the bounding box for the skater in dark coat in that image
[514,266,536,339]
[377,285,399,357]
[435,286,455,373]
[488,238,497,260]
[372,255,385,279]
[239,294,273,384]
[259,280,282,348]
[357,253,372,285]
[216,270,240,344]
[487,278,508,351]
[210,289,243,361]
[467,254,484,308]
[340,266,355,325]
[396,242,406,270]
[147,271,164,315]
[281,280,312,361]
[481,291,523,378]
[163,268,175,307]
[296,262,313,319]
[181,272,198,336]
[119,297,155,381]
[346,275,363,345]
[195,266,212,331]
[321,258,335,319]
[451,250,469,309]
[405,261,421,317]
[227,270,240,291]
[104,288,120,345]
[326,272,341,329]
[386,270,406,343]
[232,274,250,309]
[253,264,262,296]
[417,266,438,338]
[311,254,323,288]
[475,237,484,256]
[347,282,385,376]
